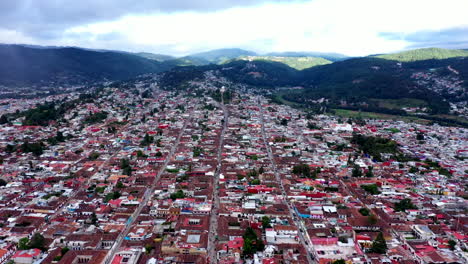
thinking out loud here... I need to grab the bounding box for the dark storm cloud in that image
[380,27,468,49]
[0,0,304,40]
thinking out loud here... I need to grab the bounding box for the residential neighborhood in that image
[0,81,466,264]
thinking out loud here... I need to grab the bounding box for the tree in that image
[242,227,264,257]
[359,208,370,216]
[251,179,261,185]
[61,247,69,256]
[243,238,255,256]
[448,239,456,251]
[136,150,146,158]
[0,115,8,124]
[29,233,46,251]
[332,260,346,264]
[141,133,154,146]
[104,191,121,203]
[88,152,100,160]
[258,166,265,174]
[292,164,311,178]
[394,198,417,212]
[365,166,374,177]
[352,164,362,177]
[370,232,387,254]
[0,179,7,186]
[18,237,30,250]
[121,159,132,176]
[145,244,154,254]
[21,141,45,156]
[90,212,98,226]
[280,118,288,126]
[170,190,185,200]
[56,131,65,142]
[261,216,271,229]
[416,132,425,141]
[361,184,380,195]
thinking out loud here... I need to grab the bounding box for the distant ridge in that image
[0,44,173,86]
[374,47,468,62]
[266,51,348,61]
[185,48,257,64]
[232,55,332,70]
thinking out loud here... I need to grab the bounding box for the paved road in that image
[208,96,228,264]
[103,107,194,264]
[258,99,316,264]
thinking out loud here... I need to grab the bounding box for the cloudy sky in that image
[1,0,467,56]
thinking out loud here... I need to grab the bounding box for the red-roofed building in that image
[11,248,42,264]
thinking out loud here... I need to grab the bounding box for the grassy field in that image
[433,114,468,125]
[371,98,428,109]
[331,109,431,124]
[272,91,306,108]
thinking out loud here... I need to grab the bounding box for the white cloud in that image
[6,0,468,56]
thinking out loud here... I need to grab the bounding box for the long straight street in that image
[208,96,229,264]
[258,99,316,264]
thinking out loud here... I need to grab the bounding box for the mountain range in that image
[0,44,467,126]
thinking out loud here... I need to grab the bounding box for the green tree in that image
[0,115,8,124]
[88,152,100,160]
[170,190,185,200]
[394,198,417,212]
[359,208,370,216]
[90,212,98,226]
[261,216,271,229]
[352,164,362,177]
[61,247,69,256]
[136,150,146,158]
[332,260,346,264]
[370,232,387,254]
[141,133,154,146]
[0,179,7,186]
[18,237,29,250]
[56,131,65,142]
[365,166,374,177]
[242,227,264,257]
[361,184,380,195]
[29,233,46,251]
[250,179,260,185]
[448,240,456,251]
[292,164,311,178]
[280,118,288,126]
[416,132,425,141]
[121,159,132,176]
[104,191,121,203]
[258,166,265,174]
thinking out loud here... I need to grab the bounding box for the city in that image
[0,80,466,264]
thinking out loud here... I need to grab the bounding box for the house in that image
[10,248,42,264]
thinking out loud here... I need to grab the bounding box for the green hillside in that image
[375,48,468,62]
[187,48,257,64]
[266,51,348,61]
[236,56,332,70]
[0,45,174,86]
[135,52,174,61]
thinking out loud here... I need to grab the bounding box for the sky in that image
[1,0,467,57]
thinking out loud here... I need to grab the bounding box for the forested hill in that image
[159,50,468,122]
[232,56,332,70]
[374,47,468,62]
[0,44,174,86]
